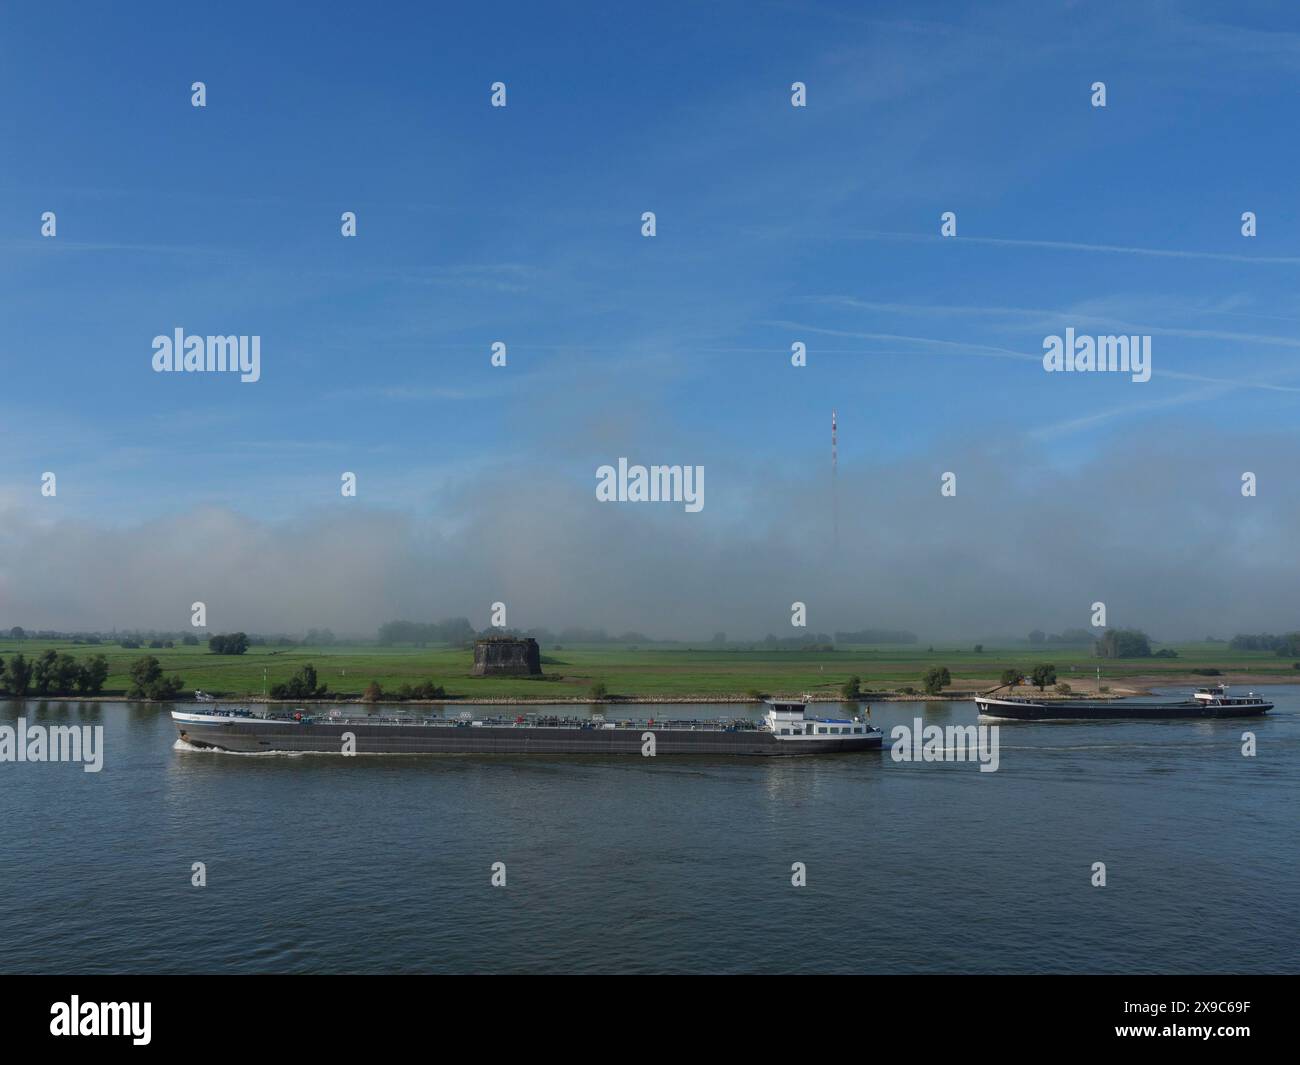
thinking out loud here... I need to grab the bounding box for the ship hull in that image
[976,698,1272,721]
[174,716,883,756]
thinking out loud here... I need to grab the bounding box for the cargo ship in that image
[172,699,884,756]
[975,683,1273,721]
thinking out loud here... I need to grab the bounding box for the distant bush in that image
[361,681,383,703]
[1191,668,1222,676]
[181,634,199,646]
[833,628,918,645]
[1229,633,1300,655]
[922,667,951,695]
[746,688,765,701]
[1055,682,1072,695]
[208,632,249,655]
[127,656,184,701]
[377,618,475,647]
[269,663,329,701]
[1095,629,1152,658]
[589,681,608,699]
[840,674,862,699]
[388,680,446,701]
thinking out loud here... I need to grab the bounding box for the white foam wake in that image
[172,738,304,757]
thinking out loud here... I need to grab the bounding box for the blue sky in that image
[2,0,1299,636]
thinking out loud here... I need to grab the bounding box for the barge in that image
[975,683,1273,721]
[172,699,884,756]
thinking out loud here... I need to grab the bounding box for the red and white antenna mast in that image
[832,409,838,549]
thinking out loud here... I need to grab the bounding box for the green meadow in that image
[1,638,1295,702]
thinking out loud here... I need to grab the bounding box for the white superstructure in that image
[1192,684,1268,708]
[764,700,879,743]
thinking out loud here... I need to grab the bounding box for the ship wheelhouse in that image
[1193,684,1266,707]
[763,700,876,740]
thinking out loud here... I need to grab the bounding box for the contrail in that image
[833,229,1300,265]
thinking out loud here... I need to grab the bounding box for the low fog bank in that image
[1,433,1295,643]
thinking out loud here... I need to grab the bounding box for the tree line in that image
[377,619,477,646]
[360,680,447,702]
[3,627,341,648]
[1026,628,1096,645]
[0,651,184,700]
[208,632,249,655]
[0,651,109,696]
[1228,632,1300,656]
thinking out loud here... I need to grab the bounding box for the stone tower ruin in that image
[472,636,543,676]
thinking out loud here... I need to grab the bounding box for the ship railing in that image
[290,713,767,731]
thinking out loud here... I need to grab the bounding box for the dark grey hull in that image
[175,718,883,756]
[976,698,1272,721]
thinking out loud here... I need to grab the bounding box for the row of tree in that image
[840,667,957,697]
[359,680,447,702]
[833,629,919,644]
[266,663,450,703]
[1027,628,1097,645]
[1094,629,1153,658]
[269,664,330,700]
[1228,632,1300,656]
[378,619,476,646]
[999,665,1058,690]
[4,626,346,645]
[0,651,110,696]
[0,651,184,699]
[377,619,924,650]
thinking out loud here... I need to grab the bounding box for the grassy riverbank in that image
[1,638,1296,702]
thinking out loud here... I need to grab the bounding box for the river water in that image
[1,690,1296,973]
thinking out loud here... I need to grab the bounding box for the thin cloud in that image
[815,296,1300,350]
[825,230,1300,266]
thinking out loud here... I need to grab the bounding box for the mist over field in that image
[2,423,1295,643]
